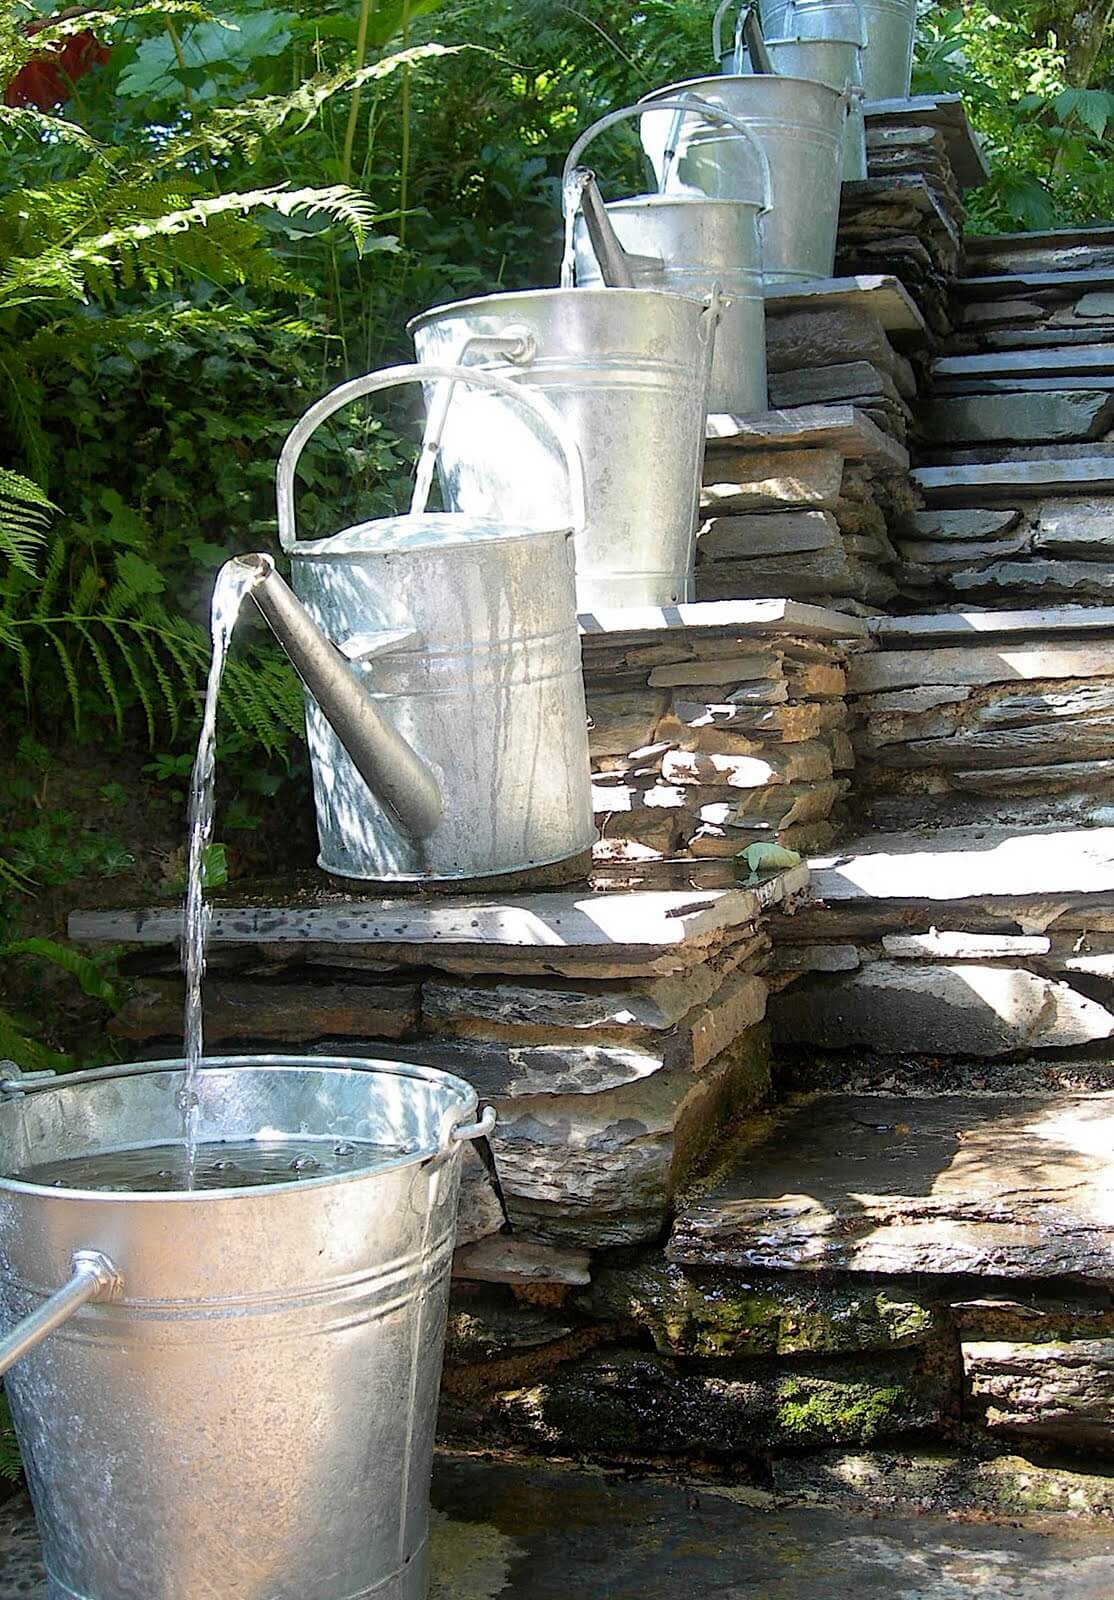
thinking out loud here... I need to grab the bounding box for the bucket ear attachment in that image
[0,1250,122,1379]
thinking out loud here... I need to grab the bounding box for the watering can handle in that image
[0,1250,121,1378]
[561,97,773,215]
[713,3,773,74]
[277,363,588,552]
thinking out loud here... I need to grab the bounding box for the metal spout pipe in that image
[236,554,443,842]
[572,169,636,288]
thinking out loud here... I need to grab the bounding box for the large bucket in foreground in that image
[759,0,915,98]
[0,1056,491,1600]
[409,287,718,610]
[639,74,849,283]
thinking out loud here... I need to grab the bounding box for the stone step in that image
[863,92,989,190]
[956,267,1114,299]
[762,272,925,335]
[68,876,809,977]
[807,824,1114,903]
[918,390,1114,446]
[965,224,1114,277]
[869,605,1114,645]
[669,1091,1114,1281]
[934,346,1114,381]
[705,404,909,474]
[914,457,1114,503]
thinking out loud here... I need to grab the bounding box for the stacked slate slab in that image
[836,96,984,337]
[71,870,808,1266]
[580,600,866,885]
[906,229,1114,605]
[763,274,925,445]
[700,403,911,611]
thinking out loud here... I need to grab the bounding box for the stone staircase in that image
[70,100,1114,1489]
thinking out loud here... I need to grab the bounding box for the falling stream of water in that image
[179,558,265,1186]
[559,168,591,289]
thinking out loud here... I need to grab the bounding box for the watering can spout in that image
[234,554,443,843]
[569,168,637,288]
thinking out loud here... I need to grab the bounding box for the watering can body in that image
[266,364,595,884]
[639,74,849,283]
[759,0,915,98]
[409,287,718,611]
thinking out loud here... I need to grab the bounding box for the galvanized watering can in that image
[409,286,719,610]
[0,1054,495,1600]
[716,3,868,181]
[562,100,771,416]
[758,0,916,98]
[638,73,850,283]
[254,362,595,884]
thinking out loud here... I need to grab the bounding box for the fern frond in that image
[0,1394,22,1485]
[0,469,54,575]
[0,105,102,153]
[0,353,50,486]
[0,1008,73,1075]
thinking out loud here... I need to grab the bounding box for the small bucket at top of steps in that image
[561,98,770,417]
[409,285,719,612]
[758,0,916,98]
[639,72,850,284]
[713,3,867,181]
[0,1054,495,1600]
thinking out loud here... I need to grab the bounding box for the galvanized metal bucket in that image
[277,364,595,883]
[762,39,867,180]
[759,0,915,98]
[639,74,849,283]
[562,100,770,415]
[0,1055,494,1600]
[409,287,718,610]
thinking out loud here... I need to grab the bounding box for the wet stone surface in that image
[3,1453,1114,1597]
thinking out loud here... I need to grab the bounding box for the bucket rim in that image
[406,283,706,333]
[0,1054,480,1203]
[641,71,848,100]
[288,511,575,559]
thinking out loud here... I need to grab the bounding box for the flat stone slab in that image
[934,346,1114,380]
[669,1092,1114,1280]
[918,391,1114,445]
[869,606,1114,644]
[579,597,869,642]
[964,1339,1114,1451]
[4,1456,1114,1600]
[763,273,926,334]
[807,826,1114,903]
[956,267,1114,298]
[69,877,809,956]
[915,458,1114,503]
[706,404,909,473]
[863,92,990,189]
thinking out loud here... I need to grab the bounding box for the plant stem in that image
[341,0,374,184]
[399,0,411,247]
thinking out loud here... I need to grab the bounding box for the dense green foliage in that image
[0,0,1113,1070]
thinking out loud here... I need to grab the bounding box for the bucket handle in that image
[561,97,773,216]
[277,362,588,552]
[0,1250,121,1378]
[713,2,774,74]
[441,1104,498,1150]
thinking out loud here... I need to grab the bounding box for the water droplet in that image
[333,1141,355,1156]
[289,1155,319,1172]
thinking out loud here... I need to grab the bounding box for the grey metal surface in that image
[0,1056,482,1600]
[760,0,915,98]
[639,74,849,284]
[762,38,867,180]
[410,287,718,609]
[560,101,768,416]
[275,364,595,883]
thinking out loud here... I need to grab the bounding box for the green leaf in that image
[0,939,119,1008]
[117,10,296,99]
